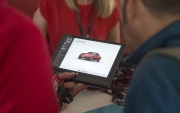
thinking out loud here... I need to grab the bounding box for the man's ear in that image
[126,0,137,23]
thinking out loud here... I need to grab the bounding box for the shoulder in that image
[109,0,120,18]
[113,0,120,14]
[139,54,180,74]
[0,4,49,67]
[124,54,180,113]
[0,5,47,61]
[0,5,41,41]
[0,5,58,113]
[37,0,67,18]
[102,0,120,31]
[107,0,120,18]
[134,54,180,81]
[114,0,120,11]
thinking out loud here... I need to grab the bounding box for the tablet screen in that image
[53,37,121,78]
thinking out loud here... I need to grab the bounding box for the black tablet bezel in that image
[52,34,126,89]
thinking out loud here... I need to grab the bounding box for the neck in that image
[77,0,94,5]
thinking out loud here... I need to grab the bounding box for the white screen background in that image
[60,38,121,78]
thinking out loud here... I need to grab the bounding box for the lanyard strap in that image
[75,9,94,38]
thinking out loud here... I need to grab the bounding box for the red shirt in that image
[6,0,39,17]
[38,0,120,54]
[0,1,59,113]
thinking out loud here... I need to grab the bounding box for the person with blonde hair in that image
[33,0,120,55]
[33,0,120,111]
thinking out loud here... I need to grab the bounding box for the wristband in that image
[57,84,74,105]
[53,73,62,92]
[54,74,74,107]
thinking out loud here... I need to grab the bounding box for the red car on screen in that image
[78,52,101,62]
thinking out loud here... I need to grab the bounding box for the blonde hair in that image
[65,0,116,18]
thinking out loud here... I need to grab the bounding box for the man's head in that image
[119,0,180,52]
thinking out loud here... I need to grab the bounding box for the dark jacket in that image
[124,20,180,113]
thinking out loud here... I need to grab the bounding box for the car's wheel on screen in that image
[78,56,81,59]
[97,58,101,62]
[90,57,94,61]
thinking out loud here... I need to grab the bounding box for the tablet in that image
[52,35,126,89]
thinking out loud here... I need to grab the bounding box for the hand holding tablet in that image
[52,35,126,89]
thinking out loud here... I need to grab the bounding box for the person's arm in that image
[33,8,47,37]
[107,21,120,43]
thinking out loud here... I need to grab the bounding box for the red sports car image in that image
[78,52,101,62]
